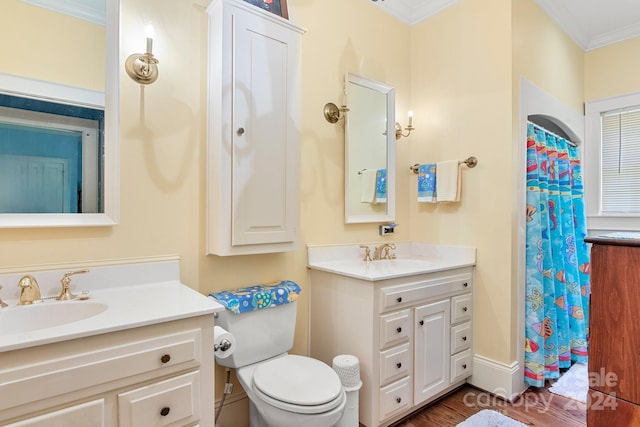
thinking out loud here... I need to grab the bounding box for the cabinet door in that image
[230,9,299,247]
[414,299,451,405]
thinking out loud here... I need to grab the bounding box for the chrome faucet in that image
[373,243,397,260]
[18,274,43,305]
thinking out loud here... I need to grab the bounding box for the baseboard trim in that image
[468,354,526,401]
[215,392,249,427]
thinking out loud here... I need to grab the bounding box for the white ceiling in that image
[371,0,640,51]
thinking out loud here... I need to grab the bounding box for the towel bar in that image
[410,156,478,174]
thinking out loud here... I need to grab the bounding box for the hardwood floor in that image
[389,384,586,427]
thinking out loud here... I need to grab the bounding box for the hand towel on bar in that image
[360,169,377,203]
[436,160,461,202]
[417,163,437,203]
[375,168,387,203]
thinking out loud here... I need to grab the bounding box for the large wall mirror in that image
[0,0,119,227]
[345,73,396,223]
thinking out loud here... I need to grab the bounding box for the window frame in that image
[585,91,640,231]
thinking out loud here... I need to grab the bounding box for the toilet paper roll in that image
[214,325,236,359]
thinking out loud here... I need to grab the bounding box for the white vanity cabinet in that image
[206,0,305,256]
[309,266,474,427]
[0,315,214,427]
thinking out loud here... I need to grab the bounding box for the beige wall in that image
[410,0,514,363]
[585,36,640,101]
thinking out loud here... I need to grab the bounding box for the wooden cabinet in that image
[585,233,640,426]
[206,0,304,256]
[0,316,214,427]
[309,266,474,426]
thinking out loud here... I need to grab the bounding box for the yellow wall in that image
[410,0,514,363]
[585,36,640,101]
[1,0,104,90]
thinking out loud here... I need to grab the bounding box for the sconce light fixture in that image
[323,102,350,123]
[125,25,159,85]
[395,111,414,139]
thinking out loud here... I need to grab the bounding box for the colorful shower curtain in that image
[524,122,590,387]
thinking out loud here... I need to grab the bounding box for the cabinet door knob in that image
[237,127,245,136]
[396,327,402,333]
[396,297,402,303]
[463,282,468,288]
[160,354,171,364]
[462,364,467,369]
[462,336,467,341]
[396,362,402,369]
[396,397,402,404]
[419,320,424,326]
[462,306,468,312]
[160,406,171,416]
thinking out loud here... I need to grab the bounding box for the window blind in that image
[601,108,640,213]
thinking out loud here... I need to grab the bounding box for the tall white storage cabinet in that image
[206,0,305,256]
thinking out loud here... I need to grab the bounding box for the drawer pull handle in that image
[396,297,403,303]
[462,364,467,369]
[396,362,402,369]
[462,336,467,341]
[396,397,402,404]
[396,327,402,333]
[463,282,468,288]
[160,354,171,364]
[419,320,424,326]
[160,407,171,417]
[237,127,245,136]
[462,307,468,312]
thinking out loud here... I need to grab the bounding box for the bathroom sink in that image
[0,301,108,335]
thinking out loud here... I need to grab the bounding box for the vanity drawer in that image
[451,349,472,383]
[380,272,472,312]
[379,309,411,348]
[379,343,411,386]
[451,294,472,324]
[451,322,472,354]
[119,371,200,427]
[5,399,105,427]
[379,376,412,422]
[0,329,202,412]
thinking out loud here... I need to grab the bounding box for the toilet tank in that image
[211,282,300,369]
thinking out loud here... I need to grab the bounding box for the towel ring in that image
[410,156,478,174]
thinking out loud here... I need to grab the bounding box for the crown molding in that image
[20,0,105,26]
[371,0,460,26]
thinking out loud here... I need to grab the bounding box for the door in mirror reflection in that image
[345,73,396,223]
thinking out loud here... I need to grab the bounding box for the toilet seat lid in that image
[253,355,343,407]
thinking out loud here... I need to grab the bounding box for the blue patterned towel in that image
[210,280,301,314]
[418,163,437,202]
[375,169,387,203]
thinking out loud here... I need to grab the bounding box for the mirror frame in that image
[0,0,119,228]
[344,72,396,224]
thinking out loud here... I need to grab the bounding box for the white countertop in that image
[307,242,476,280]
[0,258,223,352]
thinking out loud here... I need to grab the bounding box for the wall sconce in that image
[125,25,159,85]
[323,102,350,123]
[395,111,414,139]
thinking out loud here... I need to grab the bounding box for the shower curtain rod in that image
[528,121,578,147]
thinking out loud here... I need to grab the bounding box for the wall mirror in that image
[0,0,119,227]
[345,73,396,224]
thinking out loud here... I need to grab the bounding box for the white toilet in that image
[211,282,346,427]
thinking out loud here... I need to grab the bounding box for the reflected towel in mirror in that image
[418,163,437,203]
[436,160,461,202]
[360,169,377,203]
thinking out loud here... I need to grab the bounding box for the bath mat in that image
[549,362,588,403]
[456,409,528,427]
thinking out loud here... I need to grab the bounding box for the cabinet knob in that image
[160,406,171,417]
[160,354,171,364]
[463,282,468,288]
[236,127,245,136]
[462,364,467,370]
[396,327,402,333]
[419,320,424,326]
[462,336,467,341]
[462,307,468,312]
[396,397,402,404]
[396,362,402,369]
[396,297,402,303]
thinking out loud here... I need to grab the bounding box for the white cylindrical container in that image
[332,354,362,427]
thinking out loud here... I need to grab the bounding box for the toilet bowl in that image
[236,354,347,427]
